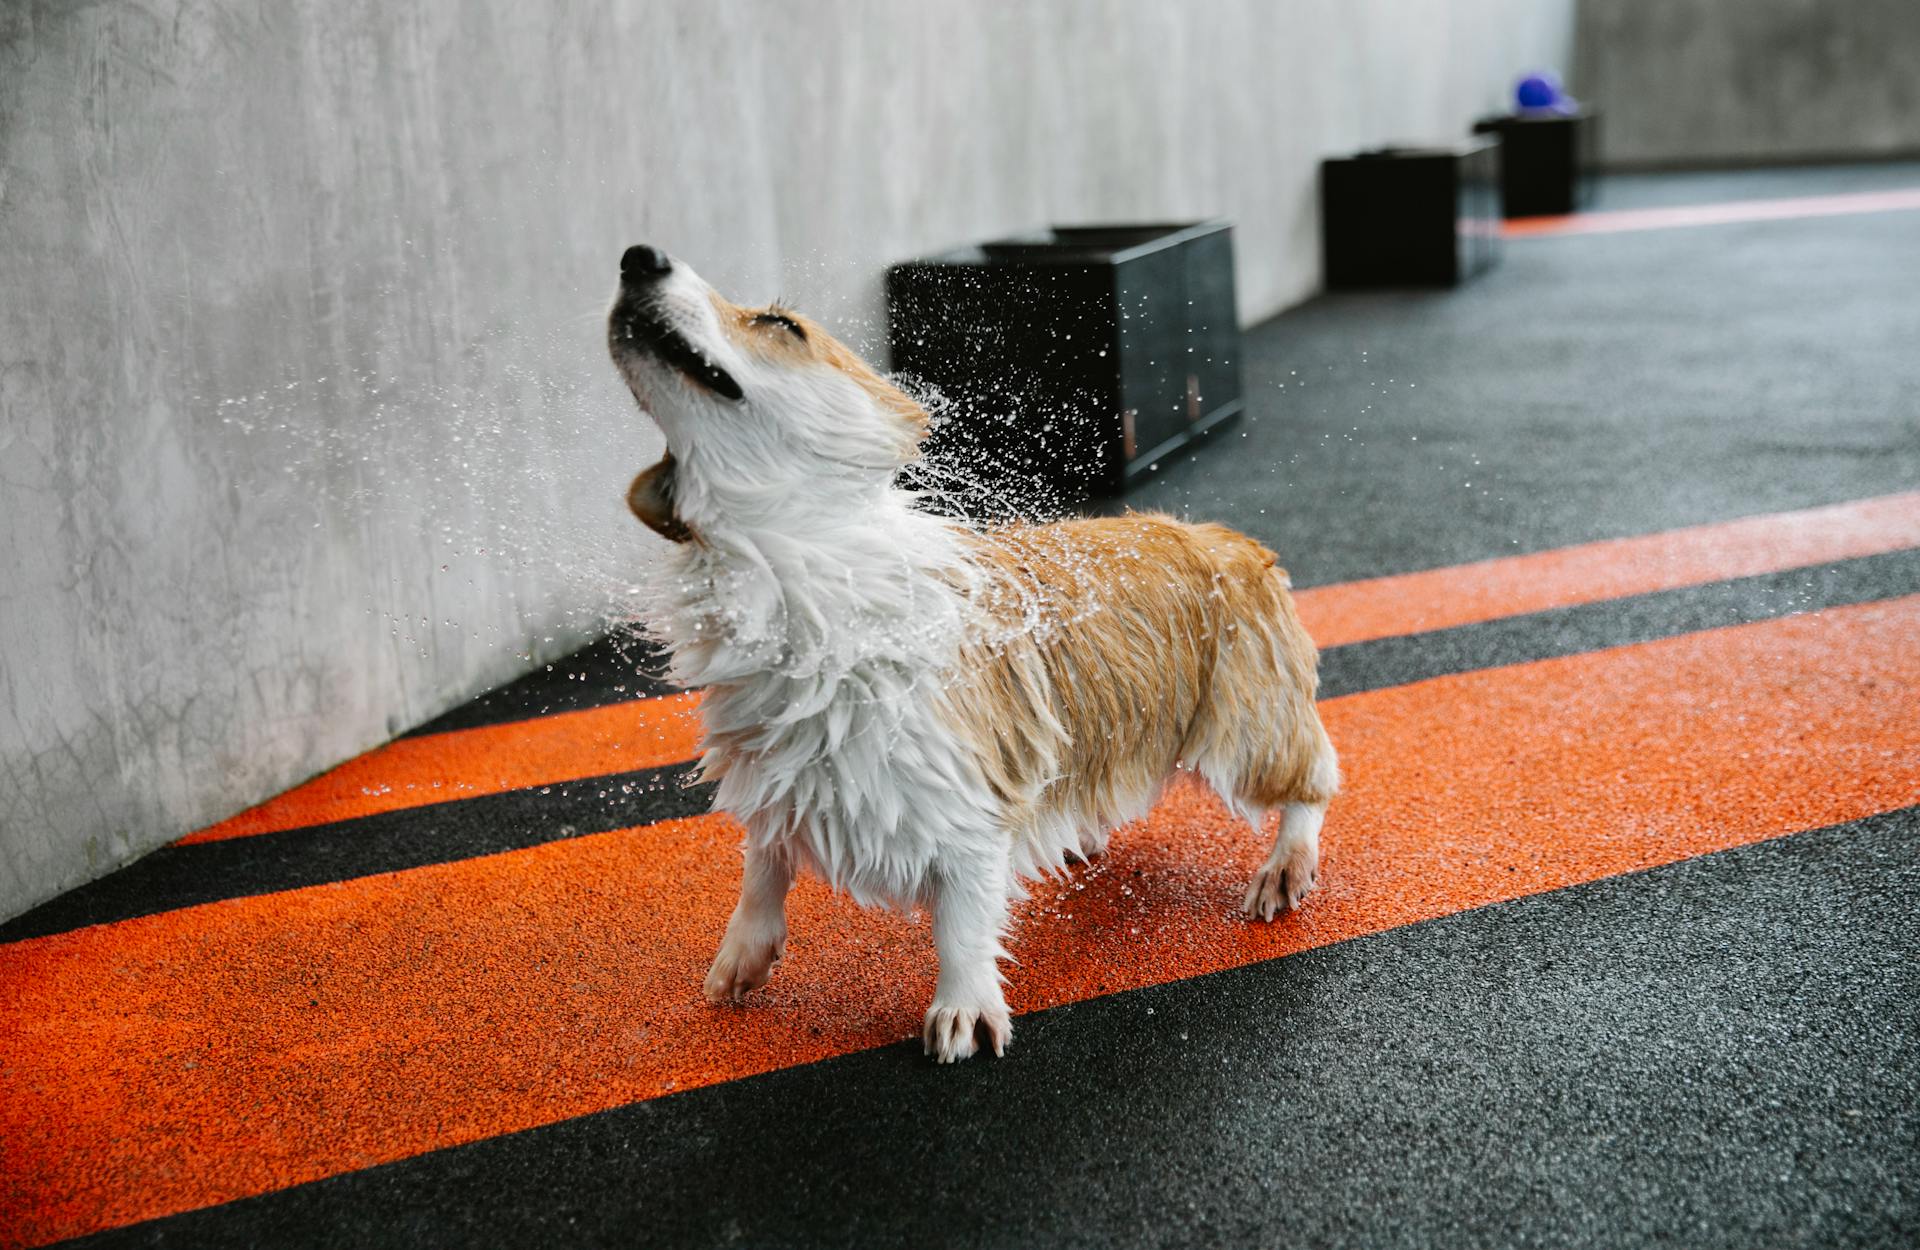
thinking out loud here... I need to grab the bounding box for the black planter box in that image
[1321,139,1502,289]
[1472,110,1600,217]
[886,221,1243,512]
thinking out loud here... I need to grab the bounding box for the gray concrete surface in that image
[0,2,1573,919]
[1574,0,1920,167]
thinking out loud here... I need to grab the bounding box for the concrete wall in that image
[1574,0,1920,167]
[0,0,1574,921]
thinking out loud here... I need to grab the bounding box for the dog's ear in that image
[626,453,694,543]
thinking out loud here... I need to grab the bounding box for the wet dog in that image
[608,245,1338,1061]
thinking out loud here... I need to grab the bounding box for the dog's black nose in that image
[621,244,672,281]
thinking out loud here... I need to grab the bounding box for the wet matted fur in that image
[607,246,1338,1062]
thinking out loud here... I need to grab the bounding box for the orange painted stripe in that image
[1291,490,1920,648]
[175,493,1920,846]
[176,692,705,845]
[1504,186,1920,238]
[4,597,1917,1246]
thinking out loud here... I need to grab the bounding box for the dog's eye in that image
[751,310,806,341]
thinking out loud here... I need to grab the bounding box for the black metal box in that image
[1472,110,1600,217]
[1321,140,1503,288]
[886,221,1243,512]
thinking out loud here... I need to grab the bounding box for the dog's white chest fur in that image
[648,499,1003,908]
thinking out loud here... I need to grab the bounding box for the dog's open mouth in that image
[612,306,743,401]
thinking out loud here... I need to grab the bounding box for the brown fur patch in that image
[626,454,693,543]
[707,292,930,451]
[946,513,1336,850]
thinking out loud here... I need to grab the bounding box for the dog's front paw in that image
[922,1001,1012,1063]
[702,932,784,1004]
[1242,843,1319,922]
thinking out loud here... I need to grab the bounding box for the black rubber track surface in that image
[68,810,1920,1250]
[31,163,1920,1249]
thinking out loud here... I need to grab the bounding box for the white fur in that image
[610,256,1323,1063]
[613,261,1014,1059]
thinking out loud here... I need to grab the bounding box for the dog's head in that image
[608,245,930,543]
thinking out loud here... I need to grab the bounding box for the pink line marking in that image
[1505,186,1920,238]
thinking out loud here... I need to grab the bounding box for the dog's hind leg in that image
[703,840,794,1003]
[1243,800,1326,921]
[1232,717,1339,922]
[922,846,1014,1063]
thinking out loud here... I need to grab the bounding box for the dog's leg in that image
[923,850,1013,1063]
[1242,800,1325,921]
[703,840,793,1003]
[1069,823,1111,862]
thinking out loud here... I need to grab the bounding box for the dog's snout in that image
[621,244,672,282]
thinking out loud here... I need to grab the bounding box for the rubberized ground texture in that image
[3,164,1918,1250]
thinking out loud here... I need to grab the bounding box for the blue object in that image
[1515,73,1561,110]
[1514,71,1582,116]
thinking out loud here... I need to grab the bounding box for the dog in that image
[607,244,1339,1062]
